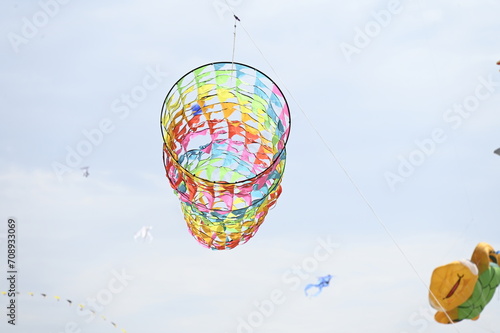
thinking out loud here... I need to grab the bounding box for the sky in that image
[1,0,500,332]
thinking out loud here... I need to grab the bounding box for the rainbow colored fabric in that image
[161,62,290,250]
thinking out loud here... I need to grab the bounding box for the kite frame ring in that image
[160,61,291,186]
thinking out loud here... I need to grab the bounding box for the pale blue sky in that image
[1,0,500,332]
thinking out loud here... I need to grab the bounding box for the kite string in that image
[230,12,240,81]
[221,2,462,330]
[232,15,238,67]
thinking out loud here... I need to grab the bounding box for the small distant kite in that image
[134,226,153,243]
[81,166,90,178]
[304,274,333,297]
[428,242,500,324]
[497,59,500,71]
[494,148,500,156]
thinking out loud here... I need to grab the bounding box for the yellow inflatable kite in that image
[429,242,500,324]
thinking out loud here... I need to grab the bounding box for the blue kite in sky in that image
[304,274,332,297]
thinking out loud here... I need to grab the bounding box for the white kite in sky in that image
[134,226,153,243]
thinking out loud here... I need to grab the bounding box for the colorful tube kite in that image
[428,242,500,324]
[160,62,290,250]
